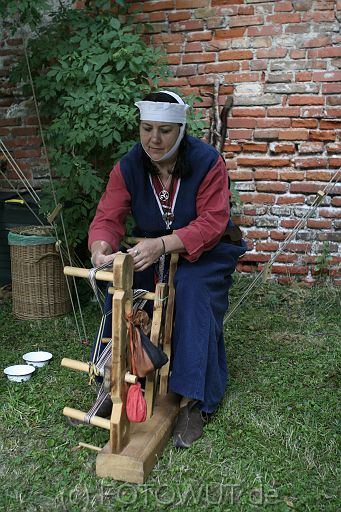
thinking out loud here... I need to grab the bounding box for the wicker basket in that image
[8,226,72,320]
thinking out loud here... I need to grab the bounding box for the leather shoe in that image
[173,400,206,448]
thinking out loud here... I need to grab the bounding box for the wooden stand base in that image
[96,393,179,483]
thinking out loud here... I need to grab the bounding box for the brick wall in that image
[1,0,340,283]
[0,23,47,191]
[133,0,341,283]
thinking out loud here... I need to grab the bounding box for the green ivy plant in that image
[5,1,206,251]
[7,3,166,249]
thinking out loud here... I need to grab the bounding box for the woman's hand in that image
[127,238,164,272]
[90,240,116,268]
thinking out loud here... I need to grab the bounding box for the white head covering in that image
[135,90,190,162]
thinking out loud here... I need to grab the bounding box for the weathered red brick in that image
[307,219,332,229]
[288,95,325,106]
[310,130,336,141]
[223,143,242,153]
[175,64,197,76]
[325,108,341,118]
[13,149,42,158]
[228,129,253,140]
[281,219,300,228]
[232,107,266,117]
[303,36,332,48]
[320,120,341,129]
[256,242,280,251]
[166,43,182,53]
[219,50,253,60]
[277,255,299,263]
[243,143,268,153]
[290,49,306,59]
[272,265,307,275]
[158,77,188,87]
[239,193,276,204]
[320,208,341,219]
[286,24,310,37]
[301,107,324,118]
[270,143,296,154]
[214,27,246,39]
[286,242,311,253]
[302,11,335,22]
[268,107,300,117]
[224,72,260,83]
[280,171,305,181]
[227,118,257,128]
[257,118,291,128]
[326,96,341,106]
[326,143,341,153]
[184,42,202,52]
[270,230,287,240]
[187,75,214,86]
[329,157,341,168]
[238,157,291,167]
[267,13,301,24]
[241,253,271,262]
[254,170,279,180]
[256,182,287,192]
[254,130,279,140]
[277,195,305,204]
[294,157,328,169]
[228,170,254,181]
[235,3,253,14]
[248,25,282,37]
[183,53,215,63]
[175,0,207,7]
[167,55,181,65]
[187,31,212,42]
[322,83,341,94]
[275,1,294,12]
[171,20,204,31]
[308,47,341,59]
[168,11,191,22]
[278,129,309,140]
[248,230,269,239]
[250,59,267,71]
[256,48,287,59]
[292,119,318,128]
[298,141,324,153]
[229,15,263,27]
[204,62,239,73]
[295,72,313,81]
[0,118,21,127]
[290,182,325,193]
[313,71,341,82]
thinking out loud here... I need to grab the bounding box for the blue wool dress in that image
[96,136,246,413]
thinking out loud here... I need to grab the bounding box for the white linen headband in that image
[135,90,190,162]
[134,90,189,124]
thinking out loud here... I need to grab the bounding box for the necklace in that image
[157,174,172,201]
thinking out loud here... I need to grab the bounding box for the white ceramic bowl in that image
[22,351,53,368]
[4,364,35,382]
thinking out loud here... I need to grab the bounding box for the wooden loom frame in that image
[61,250,179,483]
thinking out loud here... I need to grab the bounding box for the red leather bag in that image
[126,382,147,422]
[126,311,148,423]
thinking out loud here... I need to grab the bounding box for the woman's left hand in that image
[127,238,164,272]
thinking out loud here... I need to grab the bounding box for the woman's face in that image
[140,121,180,162]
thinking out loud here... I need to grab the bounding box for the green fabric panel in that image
[8,231,56,246]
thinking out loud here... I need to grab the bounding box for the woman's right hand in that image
[90,240,116,267]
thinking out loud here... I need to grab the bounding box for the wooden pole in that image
[109,253,133,454]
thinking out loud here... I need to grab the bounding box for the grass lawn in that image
[0,278,340,512]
